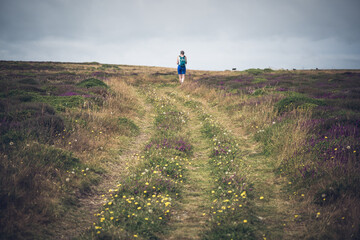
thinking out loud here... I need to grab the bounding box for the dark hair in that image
[180,50,185,55]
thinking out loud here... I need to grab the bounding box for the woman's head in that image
[180,50,185,55]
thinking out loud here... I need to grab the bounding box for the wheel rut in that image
[50,92,155,239]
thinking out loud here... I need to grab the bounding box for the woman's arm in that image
[185,56,188,64]
[177,56,179,65]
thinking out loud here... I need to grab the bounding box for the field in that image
[0,61,359,239]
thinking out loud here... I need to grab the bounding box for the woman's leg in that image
[180,74,184,83]
[178,65,182,84]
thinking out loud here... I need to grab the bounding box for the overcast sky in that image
[1,0,360,70]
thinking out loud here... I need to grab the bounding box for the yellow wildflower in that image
[240,191,247,198]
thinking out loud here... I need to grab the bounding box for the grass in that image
[0,62,143,239]
[0,141,98,239]
[198,112,258,240]
[1,61,360,239]
[86,86,192,239]
[180,69,360,239]
[118,117,140,136]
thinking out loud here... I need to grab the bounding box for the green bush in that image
[76,78,108,89]
[263,68,274,73]
[245,68,264,75]
[275,94,325,114]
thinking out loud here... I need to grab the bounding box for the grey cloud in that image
[0,0,359,70]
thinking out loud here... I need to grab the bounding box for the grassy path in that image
[61,83,289,239]
[184,92,289,239]
[161,85,289,239]
[166,98,212,239]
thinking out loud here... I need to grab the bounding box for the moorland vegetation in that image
[0,61,359,239]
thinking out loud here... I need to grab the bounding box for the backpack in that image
[179,56,186,67]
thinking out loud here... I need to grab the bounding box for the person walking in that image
[177,50,187,84]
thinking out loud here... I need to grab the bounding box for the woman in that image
[177,50,187,84]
